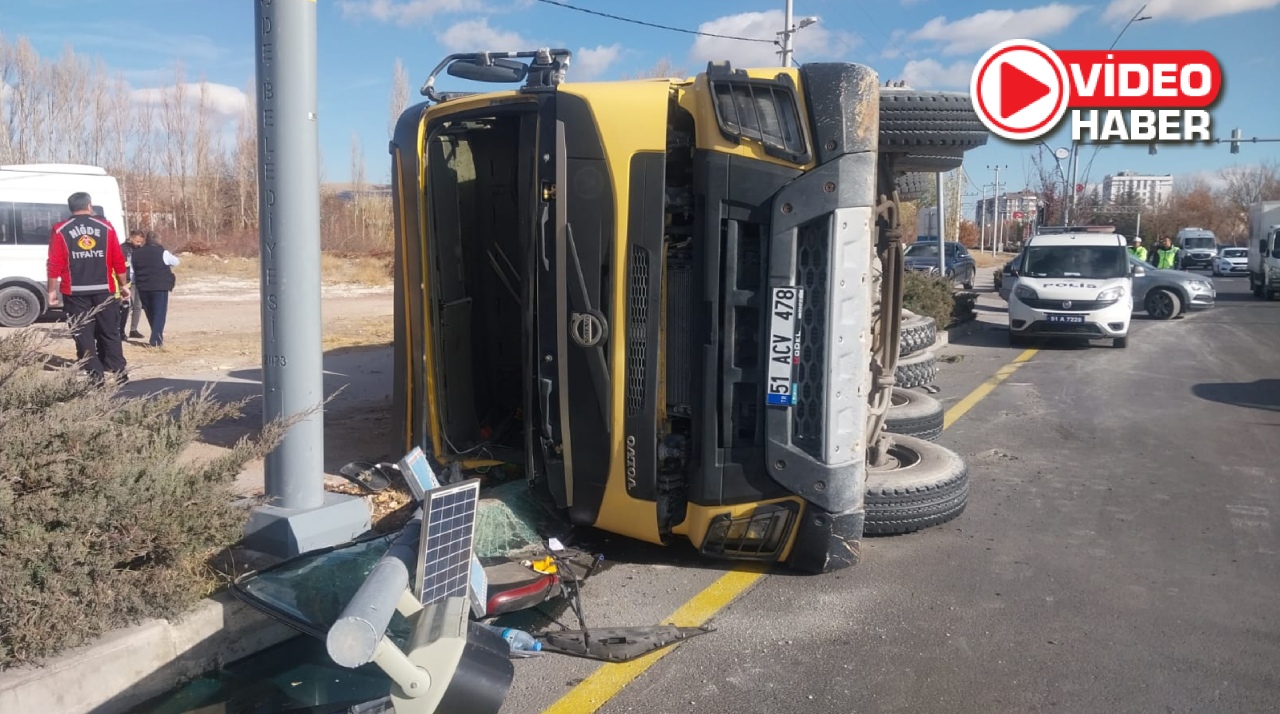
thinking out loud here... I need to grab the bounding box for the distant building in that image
[1101,171,1172,205]
[975,190,1042,226]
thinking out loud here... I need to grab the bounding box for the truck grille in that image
[627,246,649,416]
[792,221,829,459]
[665,254,694,414]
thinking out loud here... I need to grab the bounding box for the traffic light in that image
[1230,127,1242,154]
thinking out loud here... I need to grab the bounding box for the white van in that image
[0,164,127,327]
[1174,227,1217,271]
[1007,231,1138,348]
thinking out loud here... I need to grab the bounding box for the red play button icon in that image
[970,39,1070,140]
[1000,62,1051,119]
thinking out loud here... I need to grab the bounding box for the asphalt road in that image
[505,274,1280,714]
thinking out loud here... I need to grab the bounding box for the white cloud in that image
[573,44,623,81]
[436,18,533,53]
[908,4,1088,55]
[900,59,975,89]
[0,83,11,102]
[689,11,859,68]
[1103,0,1280,23]
[130,82,249,118]
[337,0,478,25]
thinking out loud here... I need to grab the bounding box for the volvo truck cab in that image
[389,49,988,574]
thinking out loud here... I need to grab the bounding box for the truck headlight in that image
[1013,285,1039,301]
[1097,287,1124,301]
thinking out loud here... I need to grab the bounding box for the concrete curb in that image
[0,591,297,714]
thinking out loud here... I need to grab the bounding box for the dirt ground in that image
[15,257,401,501]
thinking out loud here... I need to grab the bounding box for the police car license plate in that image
[1047,313,1085,324]
[766,287,803,407]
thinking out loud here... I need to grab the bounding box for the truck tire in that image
[895,348,937,389]
[0,285,42,328]
[899,312,937,358]
[879,89,990,173]
[884,387,944,442]
[865,434,968,535]
[895,172,932,202]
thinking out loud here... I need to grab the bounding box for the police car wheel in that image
[865,434,968,536]
[884,387,944,442]
[0,285,42,328]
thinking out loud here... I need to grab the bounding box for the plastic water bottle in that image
[478,623,542,652]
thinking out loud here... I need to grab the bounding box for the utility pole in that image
[988,165,1006,255]
[937,170,948,278]
[979,184,988,253]
[246,0,370,557]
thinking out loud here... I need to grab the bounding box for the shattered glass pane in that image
[234,535,411,645]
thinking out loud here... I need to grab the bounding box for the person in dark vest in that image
[46,191,130,384]
[121,229,147,339]
[131,230,179,348]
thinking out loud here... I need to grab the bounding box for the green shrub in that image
[0,325,282,668]
[902,271,956,329]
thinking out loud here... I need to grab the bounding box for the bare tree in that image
[232,79,258,232]
[389,58,409,140]
[159,63,194,234]
[623,58,687,79]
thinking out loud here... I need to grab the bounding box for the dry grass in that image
[174,253,394,286]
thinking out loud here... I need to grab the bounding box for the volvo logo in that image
[570,310,608,347]
[625,435,637,490]
[1062,300,1072,309]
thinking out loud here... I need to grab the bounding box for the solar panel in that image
[415,478,481,607]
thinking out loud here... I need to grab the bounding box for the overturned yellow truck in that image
[389,49,987,573]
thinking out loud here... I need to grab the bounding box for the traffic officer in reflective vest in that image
[1152,235,1181,271]
[1128,237,1147,262]
[46,191,130,384]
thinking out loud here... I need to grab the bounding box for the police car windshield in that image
[1023,245,1128,279]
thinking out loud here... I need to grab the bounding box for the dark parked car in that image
[904,240,977,289]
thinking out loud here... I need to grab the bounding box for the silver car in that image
[1000,253,1214,319]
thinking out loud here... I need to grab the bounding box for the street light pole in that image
[1058,4,1150,227]
[781,0,794,66]
[245,0,370,557]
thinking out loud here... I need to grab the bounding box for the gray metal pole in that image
[979,185,987,253]
[937,171,947,278]
[781,0,795,67]
[256,0,325,511]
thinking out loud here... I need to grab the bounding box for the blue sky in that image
[2,0,1277,214]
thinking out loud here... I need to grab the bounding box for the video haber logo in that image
[969,39,1223,143]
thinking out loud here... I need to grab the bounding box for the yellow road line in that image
[942,348,1038,429]
[541,347,1039,714]
[542,569,766,714]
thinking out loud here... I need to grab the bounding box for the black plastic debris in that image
[538,625,715,662]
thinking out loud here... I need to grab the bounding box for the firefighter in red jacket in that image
[46,191,130,384]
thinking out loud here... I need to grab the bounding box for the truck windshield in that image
[1023,245,1128,279]
[1182,237,1215,250]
